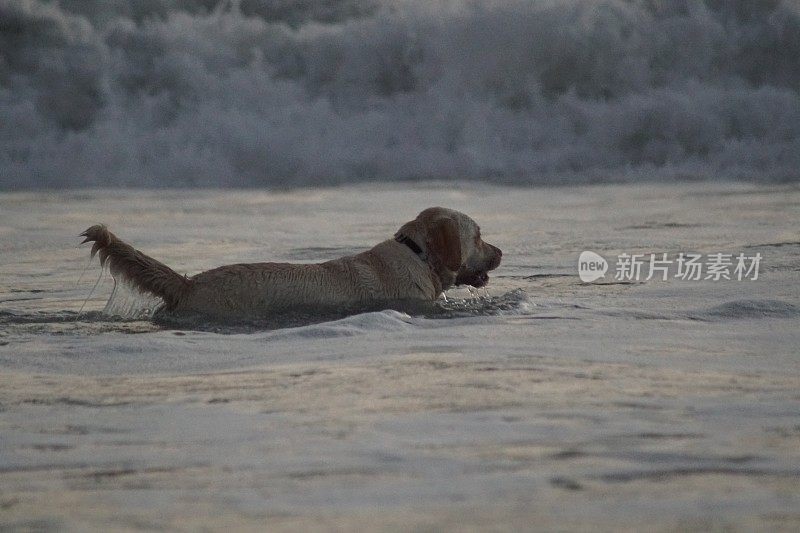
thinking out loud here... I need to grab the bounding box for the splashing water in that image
[102,278,163,320]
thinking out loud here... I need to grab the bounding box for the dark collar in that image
[395,234,427,261]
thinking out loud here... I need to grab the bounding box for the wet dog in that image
[81,207,502,318]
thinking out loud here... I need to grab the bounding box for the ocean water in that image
[1,183,799,530]
[2,0,800,188]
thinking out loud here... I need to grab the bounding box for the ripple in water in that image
[698,300,800,320]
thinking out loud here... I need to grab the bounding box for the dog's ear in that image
[426,218,462,272]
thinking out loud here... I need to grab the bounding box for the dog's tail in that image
[80,225,191,309]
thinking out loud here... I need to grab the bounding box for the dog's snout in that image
[487,243,502,269]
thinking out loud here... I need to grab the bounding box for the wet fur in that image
[80,225,191,309]
[80,207,501,318]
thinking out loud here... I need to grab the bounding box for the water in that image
[1,182,799,529]
[2,0,800,188]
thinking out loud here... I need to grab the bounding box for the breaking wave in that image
[2,0,800,188]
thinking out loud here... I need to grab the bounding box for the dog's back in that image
[82,227,437,317]
[182,240,437,316]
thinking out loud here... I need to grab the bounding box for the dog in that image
[80,207,502,318]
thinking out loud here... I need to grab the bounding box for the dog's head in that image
[396,207,502,291]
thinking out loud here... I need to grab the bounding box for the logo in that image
[578,251,608,282]
[576,251,761,282]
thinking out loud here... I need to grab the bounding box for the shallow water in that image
[1,183,799,530]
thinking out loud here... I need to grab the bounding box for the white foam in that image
[2,0,799,188]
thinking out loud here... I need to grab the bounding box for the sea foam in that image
[2,0,799,188]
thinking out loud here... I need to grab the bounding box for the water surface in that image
[1,183,799,530]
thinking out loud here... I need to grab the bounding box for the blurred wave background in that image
[1,0,799,188]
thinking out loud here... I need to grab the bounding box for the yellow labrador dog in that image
[80,207,502,318]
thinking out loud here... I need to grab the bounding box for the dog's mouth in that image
[455,269,490,288]
[453,245,501,288]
